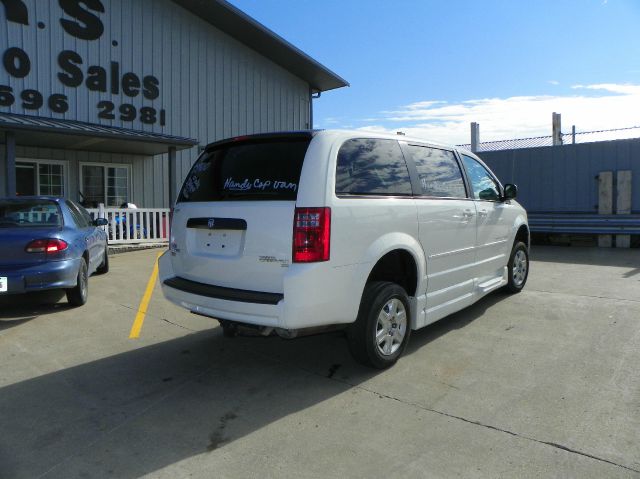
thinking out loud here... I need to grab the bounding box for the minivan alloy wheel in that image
[347,281,411,368]
[512,249,528,287]
[375,298,407,356]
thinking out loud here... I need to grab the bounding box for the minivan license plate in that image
[0,277,7,293]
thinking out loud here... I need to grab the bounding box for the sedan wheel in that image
[66,258,88,306]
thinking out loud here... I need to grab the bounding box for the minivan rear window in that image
[178,137,311,202]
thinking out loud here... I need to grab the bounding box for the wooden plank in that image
[598,171,613,247]
[616,170,632,248]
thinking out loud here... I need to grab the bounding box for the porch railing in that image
[87,205,170,244]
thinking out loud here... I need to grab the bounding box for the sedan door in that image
[66,201,104,273]
[404,144,477,323]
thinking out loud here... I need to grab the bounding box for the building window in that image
[16,160,67,197]
[80,163,131,207]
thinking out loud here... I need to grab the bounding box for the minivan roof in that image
[206,129,466,153]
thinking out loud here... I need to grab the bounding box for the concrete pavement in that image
[0,246,639,478]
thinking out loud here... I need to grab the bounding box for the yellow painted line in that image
[129,252,163,339]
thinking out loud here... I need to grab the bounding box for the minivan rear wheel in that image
[347,281,411,369]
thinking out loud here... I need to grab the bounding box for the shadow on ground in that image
[0,291,503,478]
[0,290,70,327]
[531,245,640,268]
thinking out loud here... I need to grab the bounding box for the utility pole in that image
[552,112,562,146]
[470,122,480,152]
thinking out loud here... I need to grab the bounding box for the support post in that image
[552,112,562,146]
[6,131,16,197]
[470,122,480,152]
[571,125,576,145]
[168,147,178,206]
[616,170,632,248]
[309,87,314,129]
[597,171,613,247]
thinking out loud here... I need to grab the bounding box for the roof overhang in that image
[173,0,349,92]
[0,113,198,155]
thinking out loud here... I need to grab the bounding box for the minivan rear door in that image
[169,134,312,294]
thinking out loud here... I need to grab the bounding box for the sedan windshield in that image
[0,200,62,228]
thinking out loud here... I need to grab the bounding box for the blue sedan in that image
[0,197,109,306]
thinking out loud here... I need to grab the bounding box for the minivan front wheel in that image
[505,241,529,293]
[347,281,411,369]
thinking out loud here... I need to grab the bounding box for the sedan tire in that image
[96,246,109,274]
[66,258,88,306]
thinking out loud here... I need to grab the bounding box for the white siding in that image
[0,0,311,203]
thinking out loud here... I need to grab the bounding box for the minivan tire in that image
[67,258,88,306]
[505,241,529,294]
[347,281,411,369]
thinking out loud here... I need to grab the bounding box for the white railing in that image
[87,205,170,244]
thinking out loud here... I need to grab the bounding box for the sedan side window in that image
[66,201,89,228]
[461,155,501,201]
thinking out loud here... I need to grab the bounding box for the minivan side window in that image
[461,155,501,201]
[335,139,412,196]
[407,145,467,198]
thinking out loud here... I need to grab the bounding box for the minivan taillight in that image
[25,239,68,254]
[293,207,331,263]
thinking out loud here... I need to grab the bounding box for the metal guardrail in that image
[528,213,640,235]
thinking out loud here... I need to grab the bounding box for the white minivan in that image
[159,130,529,368]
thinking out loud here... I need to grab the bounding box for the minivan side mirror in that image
[503,183,518,201]
[94,218,109,227]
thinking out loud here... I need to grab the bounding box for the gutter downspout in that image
[6,131,16,197]
[309,88,321,129]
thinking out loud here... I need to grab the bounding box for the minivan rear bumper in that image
[159,251,362,330]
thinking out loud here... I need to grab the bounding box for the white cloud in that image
[548,80,560,85]
[353,83,640,145]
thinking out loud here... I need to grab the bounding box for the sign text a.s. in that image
[2,0,105,40]
[1,0,168,127]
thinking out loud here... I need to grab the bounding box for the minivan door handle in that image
[462,209,475,218]
[478,209,488,217]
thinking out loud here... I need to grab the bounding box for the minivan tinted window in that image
[407,145,467,198]
[461,154,501,201]
[178,137,311,202]
[335,139,412,196]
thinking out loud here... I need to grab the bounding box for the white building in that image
[0,0,348,207]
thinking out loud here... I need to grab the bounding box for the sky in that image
[227,0,640,145]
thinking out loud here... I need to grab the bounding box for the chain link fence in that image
[458,125,640,152]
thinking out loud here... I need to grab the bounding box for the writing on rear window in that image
[223,178,297,192]
[177,137,310,202]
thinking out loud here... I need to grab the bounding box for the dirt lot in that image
[1,246,639,478]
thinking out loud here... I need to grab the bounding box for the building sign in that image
[1,0,167,126]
